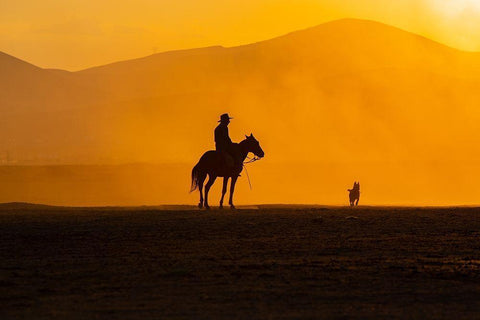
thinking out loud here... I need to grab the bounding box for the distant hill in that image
[1,18,480,164]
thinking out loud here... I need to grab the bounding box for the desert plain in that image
[1,204,480,319]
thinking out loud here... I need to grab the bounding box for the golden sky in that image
[2,1,480,206]
[2,0,480,70]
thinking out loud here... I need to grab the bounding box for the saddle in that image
[217,151,235,168]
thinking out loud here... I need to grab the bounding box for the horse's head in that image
[243,133,265,158]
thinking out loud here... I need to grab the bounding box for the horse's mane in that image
[233,138,249,150]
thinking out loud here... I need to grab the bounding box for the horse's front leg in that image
[204,174,217,210]
[229,175,238,209]
[219,177,229,209]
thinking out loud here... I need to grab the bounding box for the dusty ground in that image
[1,204,480,319]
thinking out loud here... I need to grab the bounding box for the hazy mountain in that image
[1,18,480,165]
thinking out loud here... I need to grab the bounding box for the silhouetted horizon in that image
[3,18,480,72]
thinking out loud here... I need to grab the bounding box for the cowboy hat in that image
[218,113,233,122]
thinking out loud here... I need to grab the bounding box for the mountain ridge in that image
[2,18,480,73]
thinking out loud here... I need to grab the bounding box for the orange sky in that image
[2,0,480,70]
[2,2,480,206]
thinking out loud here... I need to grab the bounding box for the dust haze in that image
[2,19,480,206]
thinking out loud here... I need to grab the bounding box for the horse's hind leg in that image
[219,177,229,209]
[198,172,207,209]
[204,174,217,210]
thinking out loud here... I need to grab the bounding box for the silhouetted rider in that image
[215,113,235,167]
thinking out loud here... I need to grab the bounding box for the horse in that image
[190,134,265,209]
[348,182,360,206]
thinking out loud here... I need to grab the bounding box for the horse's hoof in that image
[205,205,211,210]
[198,203,203,209]
[219,205,223,210]
[230,205,236,210]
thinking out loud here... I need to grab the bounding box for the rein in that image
[242,155,261,190]
[243,156,261,164]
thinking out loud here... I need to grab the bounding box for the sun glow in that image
[431,0,480,16]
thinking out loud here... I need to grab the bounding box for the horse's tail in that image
[190,163,201,193]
